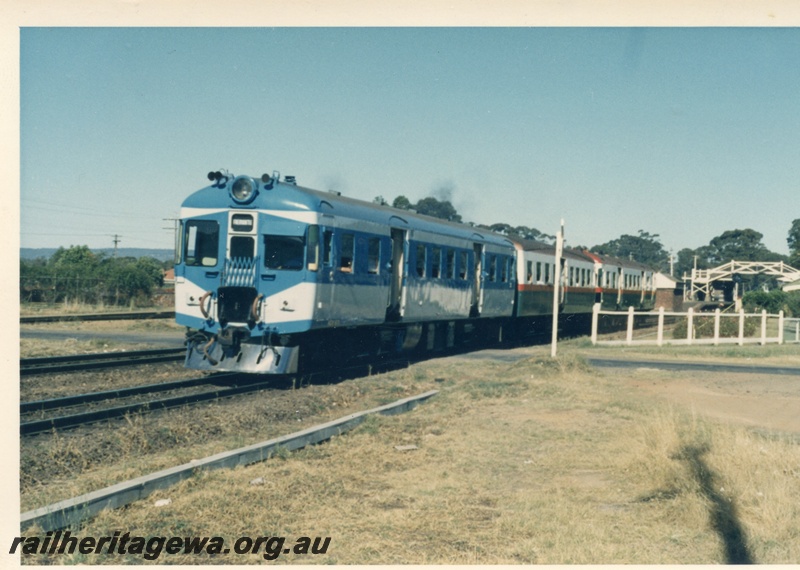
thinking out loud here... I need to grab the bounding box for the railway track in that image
[20,310,175,324]
[17,316,664,436]
[20,348,186,376]
[20,357,412,436]
[20,372,268,436]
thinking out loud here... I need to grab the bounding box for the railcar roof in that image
[585,250,654,271]
[513,238,597,263]
[183,175,516,247]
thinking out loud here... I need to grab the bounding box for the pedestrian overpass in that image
[684,260,800,302]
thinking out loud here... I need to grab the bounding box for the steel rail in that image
[22,390,439,532]
[21,380,275,436]
[20,372,239,414]
[20,348,185,376]
[20,311,175,324]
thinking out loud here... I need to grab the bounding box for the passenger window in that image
[526,261,533,284]
[263,234,304,270]
[340,233,354,272]
[489,255,497,282]
[458,251,468,280]
[184,220,219,267]
[501,257,508,283]
[445,249,455,279]
[431,247,441,278]
[306,225,320,271]
[322,230,333,266]
[230,236,254,259]
[415,245,426,277]
[367,237,380,275]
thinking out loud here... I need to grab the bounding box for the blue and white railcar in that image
[175,171,517,374]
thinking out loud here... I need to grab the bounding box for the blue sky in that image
[19,27,800,256]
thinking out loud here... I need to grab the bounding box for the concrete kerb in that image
[21,389,439,532]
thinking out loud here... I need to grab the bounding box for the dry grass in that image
[580,340,800,366]
[19,347,800,564]
[20,319,184,357]
[19,301,167,316]
[20,363,201,403]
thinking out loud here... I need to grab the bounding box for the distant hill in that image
[21,248,174,261]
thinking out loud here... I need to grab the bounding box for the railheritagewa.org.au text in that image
[10,531,331,561]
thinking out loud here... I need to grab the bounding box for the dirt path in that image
[617,366,800,434]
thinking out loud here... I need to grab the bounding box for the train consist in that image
[175,171,655,373]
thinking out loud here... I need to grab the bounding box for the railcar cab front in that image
[175,171,310,373]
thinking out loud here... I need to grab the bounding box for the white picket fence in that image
[591,304,799,347]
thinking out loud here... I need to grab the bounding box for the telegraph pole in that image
[551,219,565,358]
[112,234,121,257]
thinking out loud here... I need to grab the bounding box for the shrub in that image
[672,315,758,340]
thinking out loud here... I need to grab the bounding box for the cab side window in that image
[184,220,219,267]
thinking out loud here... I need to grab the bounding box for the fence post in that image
[778,310,784,345]
[657,306,664,347]
[591,303,600,345]
[738,309,745,346]
[713,308,720,346]
[687,307,694,345]
[760,310,767,346]
[626,305,634,345]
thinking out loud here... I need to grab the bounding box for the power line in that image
[21,198,165,220]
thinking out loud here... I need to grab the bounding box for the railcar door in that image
[313,216,336,324]
[386,228,406,321]
[470,243,484,317]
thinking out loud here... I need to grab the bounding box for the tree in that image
[705,228,779,265]
[672,248,693,278]
[97,256,163,306]
[136,257,165,287]
[683,229,787,293]
[413,197,462,222]
[480,223,555,243]
[20,257,51,302]
[392,195,412,210]
[788,219,800,266]
[590,230,669,271]
[789,219,800,252]
[47,245,102,303]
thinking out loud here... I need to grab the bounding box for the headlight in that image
[230,176,258,204]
